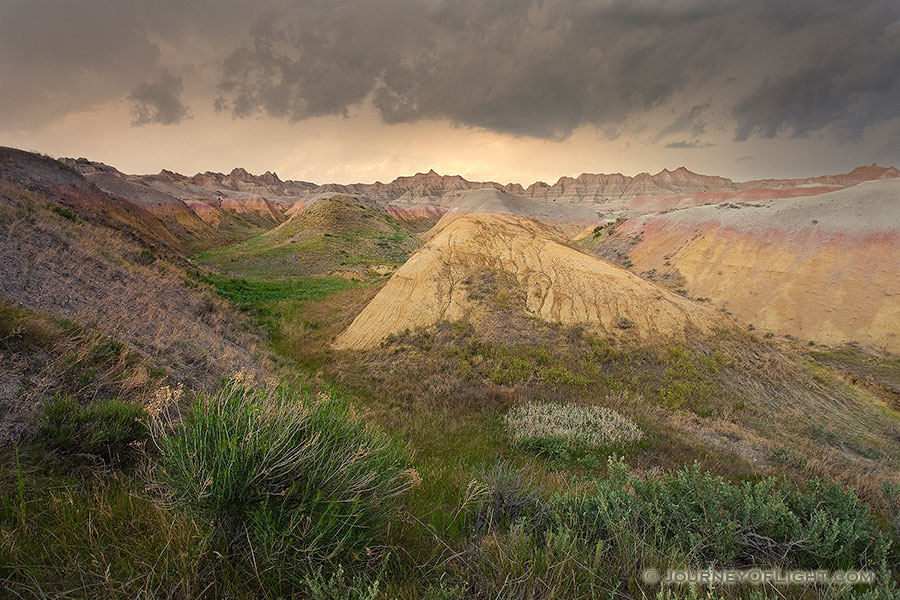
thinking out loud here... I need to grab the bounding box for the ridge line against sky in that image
[51,147,898,189]
[2,0,899,184]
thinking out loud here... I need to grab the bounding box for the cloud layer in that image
[1,0,898,161]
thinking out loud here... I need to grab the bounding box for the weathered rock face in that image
[79,171,219,245]
[187,167,316,196]
[524,167,736,203]
[61,152,900,236]
[742,164,900,189]
[335,211,726,350]
[616,179,900,352]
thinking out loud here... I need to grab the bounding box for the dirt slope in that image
[427,187,598,238]
[611,179,900,352]
[335,212,727,350]
[0,178,266,390]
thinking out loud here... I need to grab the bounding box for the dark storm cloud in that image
[215,0,732,139]
[0,0,160,129]
[656,103,710,141]
[1,0,898,146]
[128,72,191,126]
[0,0,262,130]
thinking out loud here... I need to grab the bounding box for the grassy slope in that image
[194,198,421,278]
[3,206,900,598]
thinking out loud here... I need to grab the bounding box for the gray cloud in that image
[665,140,715,149]
[656,103,710,141]
[0,1,160,129]
[129,72,191,126]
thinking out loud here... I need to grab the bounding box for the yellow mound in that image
[335,213,727,350]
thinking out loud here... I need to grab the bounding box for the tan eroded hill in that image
[335,212,727,350]
[610,179,900,352]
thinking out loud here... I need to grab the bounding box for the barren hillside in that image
[607,179,900,352]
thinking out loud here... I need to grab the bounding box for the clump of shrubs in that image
[457,458,897,598]
[152,378,418,587]
[506,401,643,449]
[560,458,892,569]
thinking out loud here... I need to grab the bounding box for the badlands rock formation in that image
[58,150,900,244]
[616,179,900,352]
[335,205,726,350]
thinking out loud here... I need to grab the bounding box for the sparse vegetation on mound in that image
[0,302,168,446]
[333,319,900,513]
[578,216,643,269]
[335,212,727,350]
[195,198,421,278]
[0,179,266,391]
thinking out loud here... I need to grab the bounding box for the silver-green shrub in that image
[505,401,644,448]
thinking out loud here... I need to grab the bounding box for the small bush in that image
[37,395,148,463]
[616,316,635,329]
[49,204,78,222]
[474,462,546,533]
[135,248,156,265]
[153,378,417,586]
[303,565,382,600]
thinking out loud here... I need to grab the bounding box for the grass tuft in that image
[152,377,417,587]
[37,395,149,464]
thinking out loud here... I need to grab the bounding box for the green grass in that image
[153,377,416,590]
[197,273,360,368]
[0,467,213,599]
[200,273,356,308]
[37,395,149,464]
[447,459,899,599]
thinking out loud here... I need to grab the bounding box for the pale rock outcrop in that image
[335,210,726,350]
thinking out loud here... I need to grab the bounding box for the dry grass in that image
[329,316,900,516]
[0,179,268,390]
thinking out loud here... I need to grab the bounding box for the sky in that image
[1,0,899,185]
